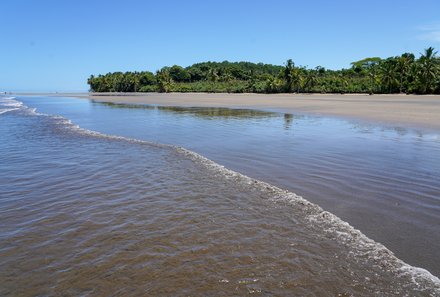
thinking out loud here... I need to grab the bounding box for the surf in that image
[2,96,439,294]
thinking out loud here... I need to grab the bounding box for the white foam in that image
[174,146,440,292]
[0,108,19,115]
[0,96,16,100]
[1,102,23,107]
[0,98,24,115]
[0,97,22,108]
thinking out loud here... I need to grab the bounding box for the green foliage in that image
[283,59,295,92]
[156,67,173,93]
[138,71,156,86]
[88,48,440,94]
[416,47,439,94]
[169,65,191,82]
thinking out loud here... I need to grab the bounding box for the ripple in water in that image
[0,98,439,296]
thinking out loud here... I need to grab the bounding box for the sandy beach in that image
[29,92,440,132]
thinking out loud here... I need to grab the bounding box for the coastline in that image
[2,96,440,294]
[15,92,440,132]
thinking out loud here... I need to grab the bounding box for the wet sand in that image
[28,92,440,132]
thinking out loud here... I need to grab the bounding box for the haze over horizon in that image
[1,0,440,92]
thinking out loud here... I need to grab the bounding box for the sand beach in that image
[35,92,440,132]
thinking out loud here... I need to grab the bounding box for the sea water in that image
[0,96,439,296]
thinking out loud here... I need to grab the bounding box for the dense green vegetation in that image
[88,47,440,94]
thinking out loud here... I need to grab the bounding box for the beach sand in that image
[21,92,440,131]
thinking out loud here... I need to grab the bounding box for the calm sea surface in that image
[1,96,439,296]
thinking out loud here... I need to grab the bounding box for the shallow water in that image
[19,96,440,277]
[1,96,440,296]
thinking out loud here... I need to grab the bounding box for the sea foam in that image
[0,97,22,115]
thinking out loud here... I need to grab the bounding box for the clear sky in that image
[1,0,440,91]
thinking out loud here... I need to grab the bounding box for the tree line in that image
[88,47,440,94]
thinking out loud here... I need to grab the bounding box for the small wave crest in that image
[14,98,169,149]
[0,108,19,115]
[177,146,440,291]
[0,97,22,108]
[0,96,16,101]
[0,101,22,108]
[0,97,21,115]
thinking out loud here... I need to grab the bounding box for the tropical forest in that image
[88,47,440,94]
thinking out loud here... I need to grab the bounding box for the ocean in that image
[0,96,439,296]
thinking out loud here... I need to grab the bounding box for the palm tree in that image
[397,53,414,93]
[132,72,140,92]
[156,68,173,93]
[304,71,318,92]
[368,65,379,94]
[221,70,234,93]
[291,68,303,93]
[418,47,438,94]
[207,68,219,82]
[338,74,348,93]
[205,68,219,93]
[221,70,233,83]
[380,60,398,93]
[283,59,294,92]
[265,76,280,93]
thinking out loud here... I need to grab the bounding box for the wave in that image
[0,101,23,108]
[0,97,21,115]
[0,97,22,107]
[7,97,440,292]
[176,147,440,291]
[0,108,19,115]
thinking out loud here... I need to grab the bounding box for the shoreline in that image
[2,96,440,293]
[14,92,440,132]
[8,94,440,279]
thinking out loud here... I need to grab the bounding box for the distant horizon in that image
[2,0,440,91]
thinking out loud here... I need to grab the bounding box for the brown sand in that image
[20,92,440,131]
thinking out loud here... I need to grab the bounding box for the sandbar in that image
[17,92,440,132]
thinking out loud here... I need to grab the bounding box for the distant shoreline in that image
[14,92,440,132]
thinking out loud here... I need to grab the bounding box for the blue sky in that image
[1,0,440,91]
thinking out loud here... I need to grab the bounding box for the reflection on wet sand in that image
[95,101,277,119]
